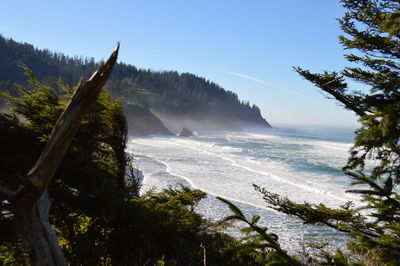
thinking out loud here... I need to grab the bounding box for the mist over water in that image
[153,111,270,134]
[127,124,359,252]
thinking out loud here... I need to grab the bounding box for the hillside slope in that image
[0,35,271,135]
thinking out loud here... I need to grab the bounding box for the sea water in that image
[127,124,360,252]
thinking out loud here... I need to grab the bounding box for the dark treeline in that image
[0,36,97,89]
[0,35,270,134]
[0,66,246,265]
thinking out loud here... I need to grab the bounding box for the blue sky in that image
[0,0,361,126]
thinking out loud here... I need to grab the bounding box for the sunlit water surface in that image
[127,124,360,252]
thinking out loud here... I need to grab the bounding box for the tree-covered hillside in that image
[0,58,247,265]
[0,35,270,134]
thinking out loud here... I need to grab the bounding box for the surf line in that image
[168,138,348,202]
[133,151,287,216]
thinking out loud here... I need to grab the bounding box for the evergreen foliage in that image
[0,35,269,132]
[0,69,249,265]
[218,0,399,264]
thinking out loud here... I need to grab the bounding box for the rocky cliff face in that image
[124,104,173,136]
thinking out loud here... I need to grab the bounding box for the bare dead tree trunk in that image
[14,191,66,265]
[1,43,119,266]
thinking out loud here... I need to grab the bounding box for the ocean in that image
[127,124,360,252]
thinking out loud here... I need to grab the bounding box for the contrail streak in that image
[223,70,321,104]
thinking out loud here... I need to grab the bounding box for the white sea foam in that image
[127,129,359,251]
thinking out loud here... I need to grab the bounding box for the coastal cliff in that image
[0,35,271,135]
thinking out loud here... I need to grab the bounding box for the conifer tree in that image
[220,0,399,264]
[262,0,399,263]
[0,45,119,265]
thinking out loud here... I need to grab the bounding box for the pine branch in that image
[294,67,367,117]
[254,184,381,238]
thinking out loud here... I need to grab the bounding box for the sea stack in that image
[179,128,193,137]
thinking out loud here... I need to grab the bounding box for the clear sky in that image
[0,0,362,126]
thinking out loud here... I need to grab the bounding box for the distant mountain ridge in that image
[0,35,271,135]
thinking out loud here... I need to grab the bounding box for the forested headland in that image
[0,36,270,135]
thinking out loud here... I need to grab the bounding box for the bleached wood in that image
[12,43,119,266]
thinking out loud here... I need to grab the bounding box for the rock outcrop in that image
[178,128,193,137]
[125,104,173,136]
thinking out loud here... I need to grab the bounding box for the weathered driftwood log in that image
[0,43,119,266]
